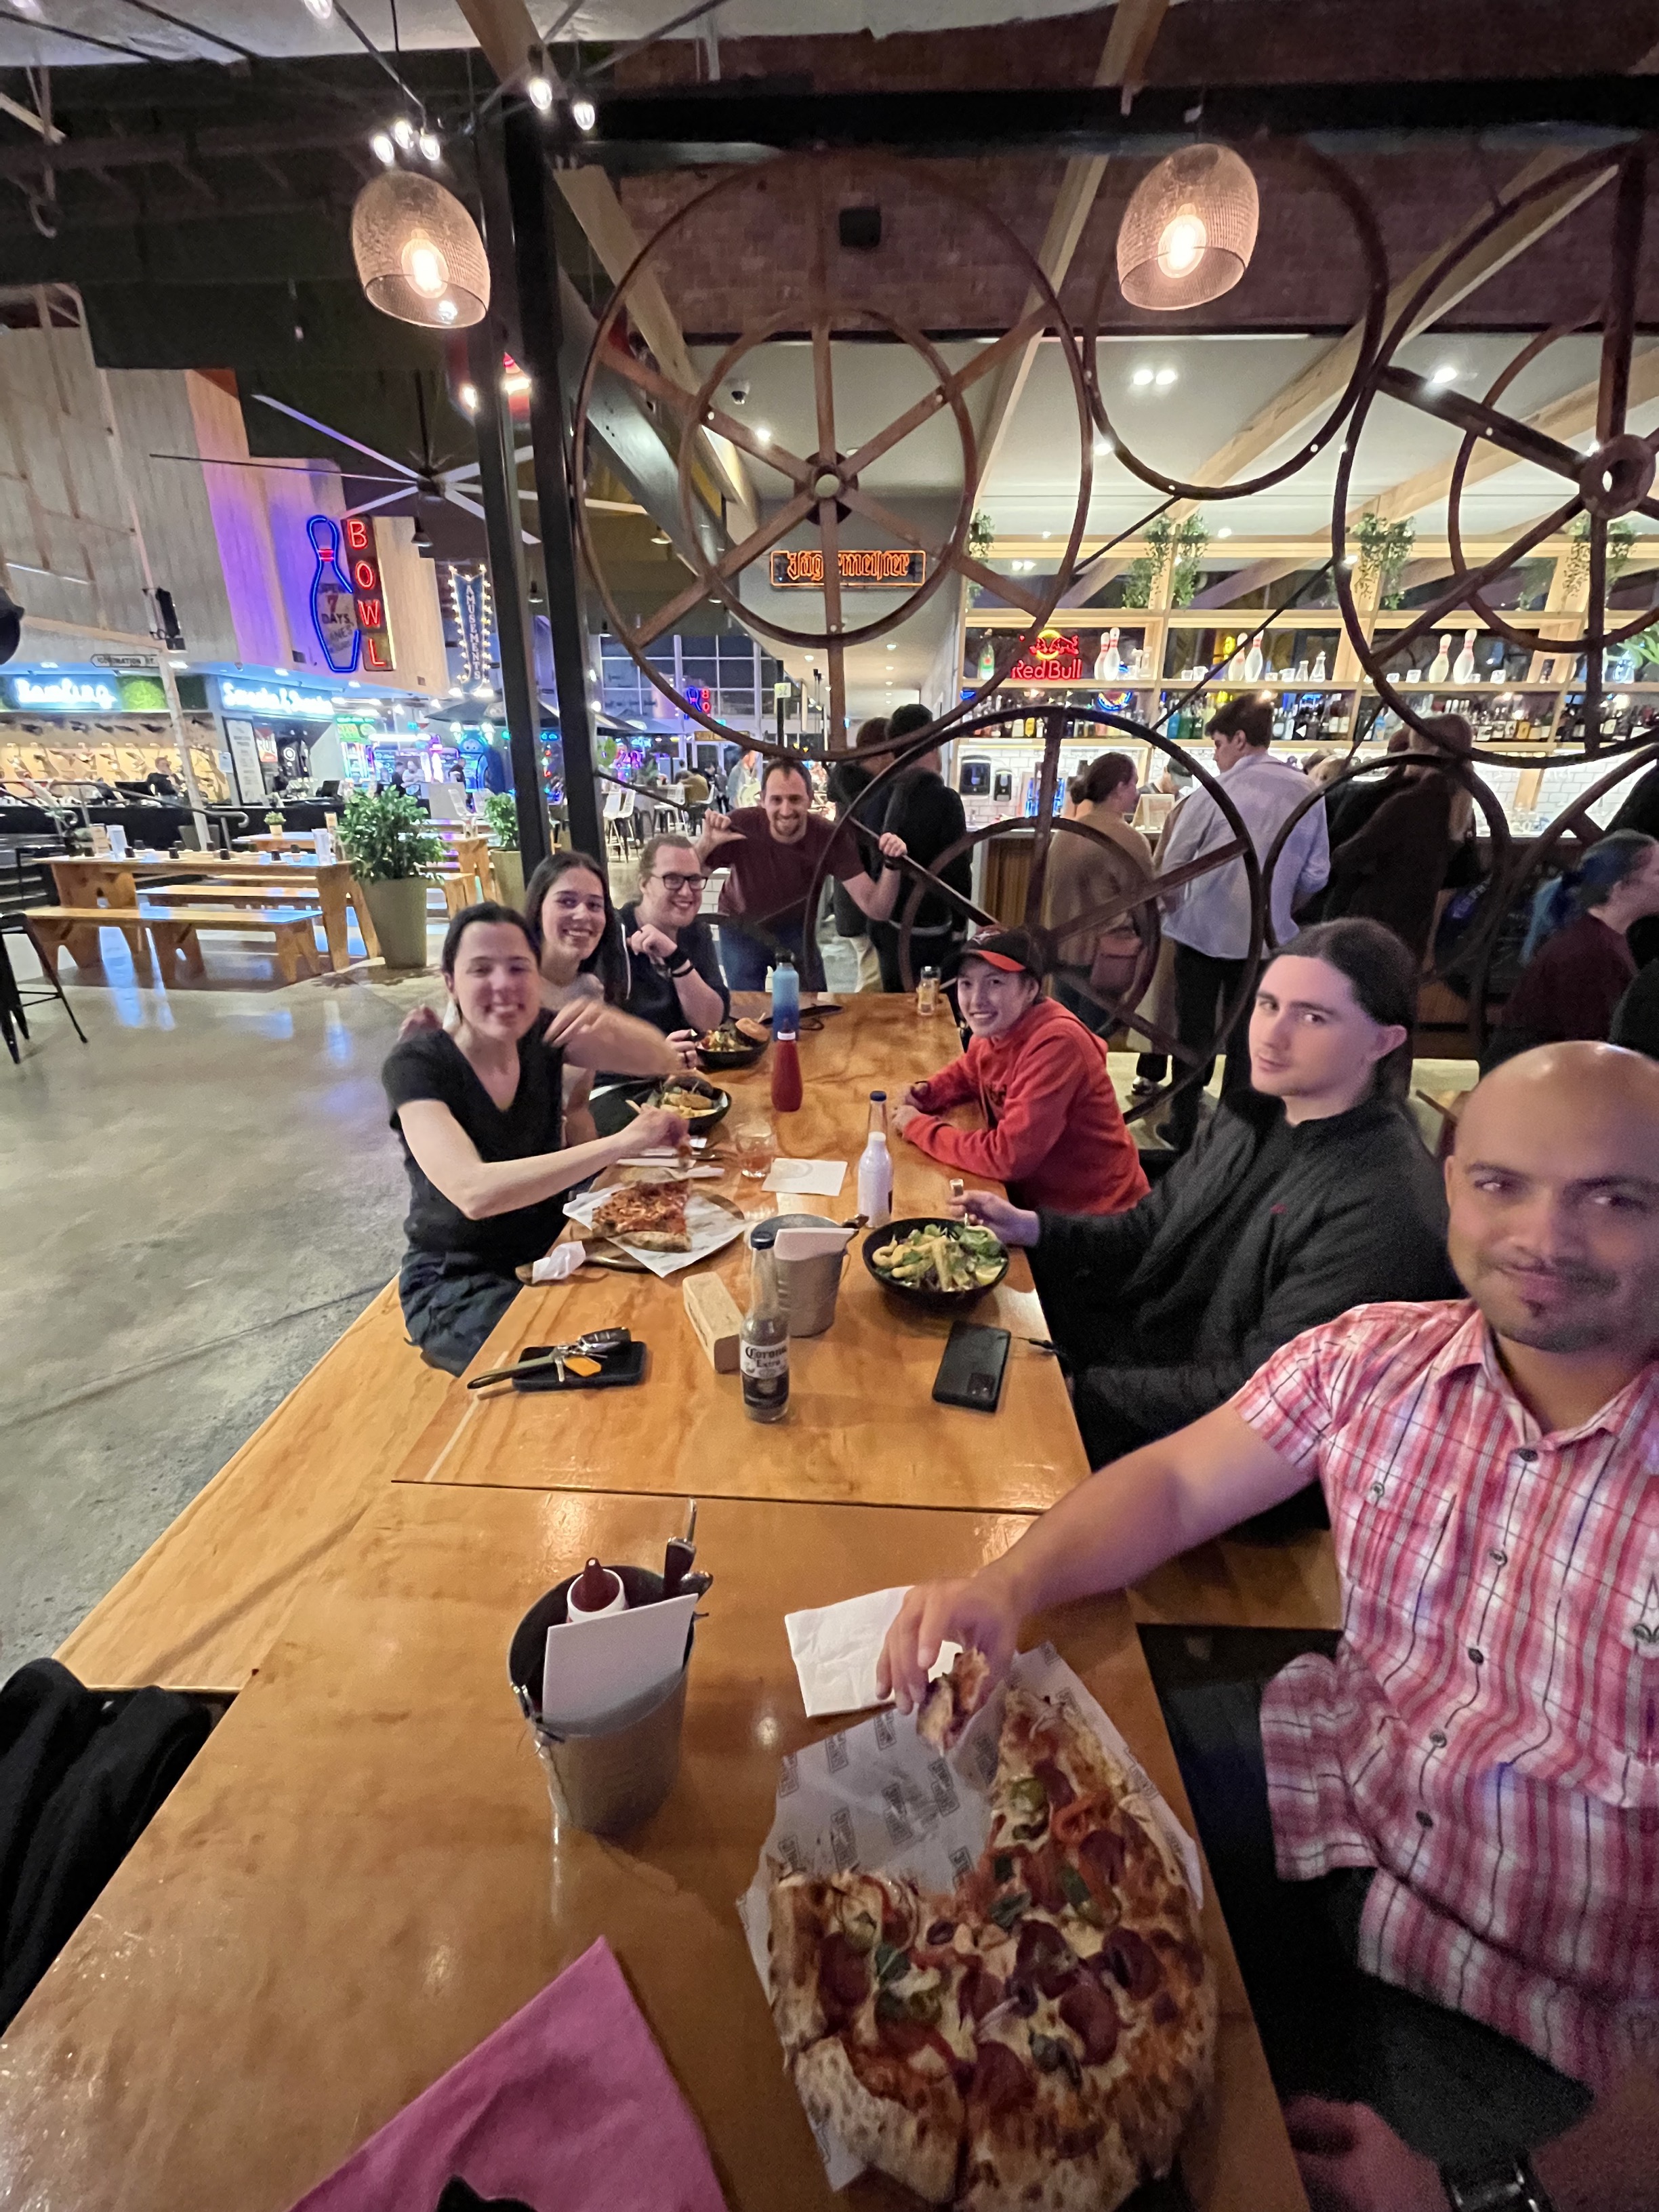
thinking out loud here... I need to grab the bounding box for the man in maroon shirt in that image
[695,756,907,991]
[893,926,1148,1216]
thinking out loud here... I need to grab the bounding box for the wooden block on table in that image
[682,1269,742,1372]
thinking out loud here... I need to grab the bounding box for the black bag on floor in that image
[0,1658,213,2032]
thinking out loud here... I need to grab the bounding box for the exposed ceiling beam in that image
[453,0,756,535]
[1359,344,1659,525]
[975,0,1170,485]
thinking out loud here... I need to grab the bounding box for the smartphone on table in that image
[932,1319,1011,1413]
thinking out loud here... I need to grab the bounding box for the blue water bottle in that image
[770,951,800,1040]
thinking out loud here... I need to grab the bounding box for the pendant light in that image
[1116,144,1258,311]
[351,171,489,329]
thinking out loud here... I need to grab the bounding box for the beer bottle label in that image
[741,1341,789,1382]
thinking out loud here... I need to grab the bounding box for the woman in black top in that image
[383,903,687,1374]
[619,834,729,1045]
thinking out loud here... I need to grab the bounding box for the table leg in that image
[347,879,380,960]
[316,878,351,971]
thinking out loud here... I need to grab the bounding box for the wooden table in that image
[49,852,378,971]
[394,998,1094,1517]
[0,1484,1306,2212]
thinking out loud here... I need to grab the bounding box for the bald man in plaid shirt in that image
[882,1042,1659,2212]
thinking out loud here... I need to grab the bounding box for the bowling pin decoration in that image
[1094,628,1119,681]
[1427,634,1452,684]
[1310,651,1328,682]
[976,635,996,682]
[307,516,361,676]
[1452,628,1477,684]
[1243,638,1265,683]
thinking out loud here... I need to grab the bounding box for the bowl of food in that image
[696,1020,766,1072]
[862,1217,1010,1313]
[651,1073,732,1134]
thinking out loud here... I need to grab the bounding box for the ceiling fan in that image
[149,382,540,544]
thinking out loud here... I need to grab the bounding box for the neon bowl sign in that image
[1006,630,1084,682]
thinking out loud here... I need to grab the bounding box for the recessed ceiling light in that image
[1429,363,1458,386]
[1042,531,1051,540]
[754,425,772,445]
[1216,527,1232,539]
[886,642,897,651]
[1131,365,1155,388]
[1153,366,1178,388]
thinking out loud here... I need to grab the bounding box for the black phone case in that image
[932,1320,1011,1412]
[511,1341,648,1393]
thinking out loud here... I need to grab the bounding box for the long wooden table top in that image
[393,996,1094,1515]
[0,1484,1306,2212]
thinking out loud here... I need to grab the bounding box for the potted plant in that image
[339,788,443,970]
[480,790,524,906]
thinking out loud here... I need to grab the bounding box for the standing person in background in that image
[696,758,908,992]
[1606,756,1659,969]
[1157,697,1330,1150]
[724,746,763,813]
[869,703,972,992]
[1481,830,1659,1071]
[826,718,891,994]
[893,927,1147,1217]
[1324,713,1473,966]
[1042,751,1153,1038]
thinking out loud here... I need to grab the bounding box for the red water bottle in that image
[770,1033,803,1113]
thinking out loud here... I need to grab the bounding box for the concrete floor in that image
[1,918,439,1662]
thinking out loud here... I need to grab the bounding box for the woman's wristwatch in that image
[1440,2154,1555,2212]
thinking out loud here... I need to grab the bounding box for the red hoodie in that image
[903,998,1148,1216]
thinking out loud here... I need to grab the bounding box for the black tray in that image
[511,1340,648,1392]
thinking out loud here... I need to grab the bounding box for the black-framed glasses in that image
[653,871,707,894]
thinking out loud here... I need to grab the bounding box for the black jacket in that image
[1032,1088,1458,1446]
[827,759,886,937]
[879,769,970,933]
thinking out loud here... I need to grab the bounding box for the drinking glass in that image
[734,1122,777,1181]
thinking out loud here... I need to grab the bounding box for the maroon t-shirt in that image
[714,807,859,930]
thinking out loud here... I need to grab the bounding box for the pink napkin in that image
[290,1938,726,2212]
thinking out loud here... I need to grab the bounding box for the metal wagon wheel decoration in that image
[571,151,1095,760]
[1334,140,1659,758]
[1082,140,1389,506]
[801,704,1267,1130]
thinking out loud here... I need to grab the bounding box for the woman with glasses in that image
[620,834,729,1046]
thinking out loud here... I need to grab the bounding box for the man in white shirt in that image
[1157,697,1330,1149]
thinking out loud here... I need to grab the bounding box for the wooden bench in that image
[20,904,152,974]
[56,1283,457,1694]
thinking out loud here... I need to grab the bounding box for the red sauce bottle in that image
[770,1033,802,1113]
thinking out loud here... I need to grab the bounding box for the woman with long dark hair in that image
[1483,830,1659,1071]
[383,903,687,1374]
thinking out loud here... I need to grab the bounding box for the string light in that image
[458,382,478,412]
[418,129,442,163]
[301,0,333,18]
[571,96,597,131]
[371,131,396,165]
[527,74,554,112]
[391,117,416,152]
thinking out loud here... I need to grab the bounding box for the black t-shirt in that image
[879,769,970,933]
[382,1019,566,1269]
[618,901,730,1037]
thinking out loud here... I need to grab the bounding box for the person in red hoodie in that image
[892,928,1148,1216]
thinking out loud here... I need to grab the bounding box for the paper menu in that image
[736,1643,1204,2190]
[541,1590,699,1729]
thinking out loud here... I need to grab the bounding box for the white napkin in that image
[763,1158,846,1197]
[530,1243,586,1284]
[784,1585,960,1719]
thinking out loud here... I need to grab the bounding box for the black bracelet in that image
[666,956,693,978]
[1440,2153,1555,2212]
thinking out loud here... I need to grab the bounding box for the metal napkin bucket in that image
[508,1563,710,1837]
[748,1212,848,1337]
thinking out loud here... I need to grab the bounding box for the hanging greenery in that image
[966,511,996,562]
[1561,513,1636,598]
[1123,513,1209,609]
[1354,512,1416,608]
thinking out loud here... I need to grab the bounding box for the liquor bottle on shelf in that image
[1453,628,1477,684]
[1428,634,1452,684]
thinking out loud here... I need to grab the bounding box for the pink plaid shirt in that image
[1233,1300,1659,2089]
